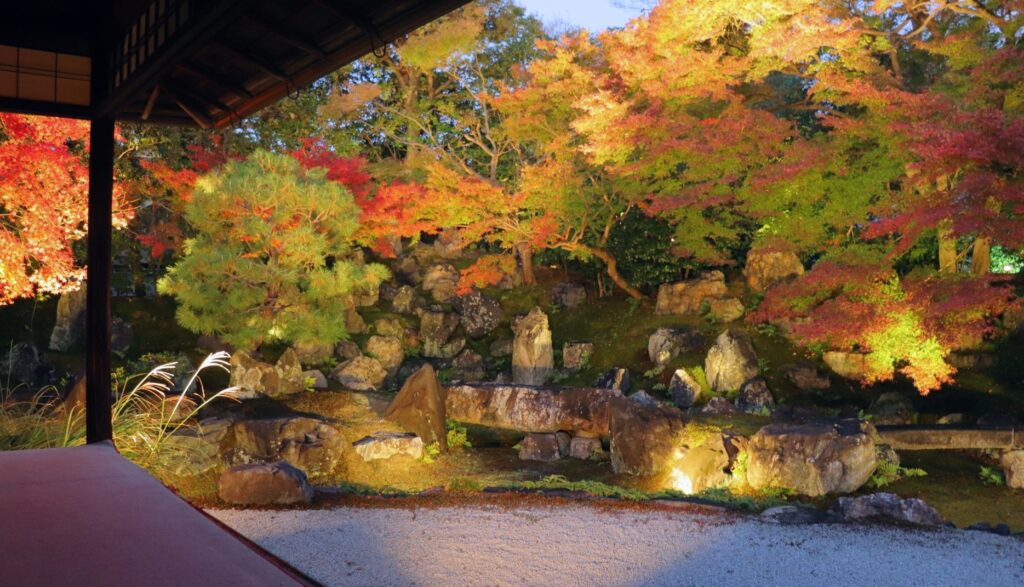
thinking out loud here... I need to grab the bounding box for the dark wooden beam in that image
[311,0,383,41]
[213,41,291,82]
[248,14,327,59]
[141,85,160,120]
[86,116,114,444]
[161,85,214,129]
[95,0,247,119]
[176,61,255,100]
[0,96,92,120]
[165,81,233,116]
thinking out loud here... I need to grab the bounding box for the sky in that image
[513,0,644,32]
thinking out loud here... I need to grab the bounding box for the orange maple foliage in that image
[0,114,131,304]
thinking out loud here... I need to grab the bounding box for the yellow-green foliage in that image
[158,151,389,351]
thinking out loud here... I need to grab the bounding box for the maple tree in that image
[0,114,131,304]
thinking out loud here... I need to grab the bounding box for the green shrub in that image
[979,465,1006,486]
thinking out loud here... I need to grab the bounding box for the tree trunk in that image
[579,245,644,300]
[517,242,536,285]
[938,222,958,274]
[971,237,991,276]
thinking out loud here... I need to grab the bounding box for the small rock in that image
[701,396,736,415]
[392,256,422,285]
[669,368,702,408]
[831,493,945,527]
[335,340,362,360]
[392,285,418,314]
[452,349,487,382]
[519,433,564,462]
[596,367,631,392]
[230,349,305,399]
[867,392,916,426]
[744,247,804,291]
[936,413,964,425]
[551,282,587,309]
[706,297,745,322]
[555,431,572,455]
[302,369,328,389]
[365,335,405,379]
[0,342,45,385]
[761,505,836,525]
[648,327,702,367]
[562,342,594,371]
[218,462,313,505]
[453,291,503,338]
[629,390,659,407]
[1001,450,1024,489]
[111,317,133,354]
[49,283,87,351]
[293,342,334,366]
[705,329,759,392]
[784,363,831,390]
[331,356,388,391]
[823,350,889,382]
[734,378,775,414]
[345,307,367,334]
[353,432,424,461]
[490,338,513,357]
[569,436,603,460]
[423,264,460,303]
[655,271,728,315]
[420,309,465,359]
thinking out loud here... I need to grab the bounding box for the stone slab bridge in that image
[875,425,1024,451]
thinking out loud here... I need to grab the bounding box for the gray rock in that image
[452,349,487,382]
[669,368,701,408]
[446,383,623,437]
[229,349,305,399]
[705,329,759,392]
[453,291,503,338]
[511,307,554,386]
[365,335,404,379]
[335,340,362,360]
[302,369,328,389]
[701,396,736,415]
[420,309,465,359]
[735,378,775,414]
[331,356,388,391]
[490,338,513,357]
[867,392,916,426]
[422,264,460,303]
[353,432,424,461]
[1,342,45,385]
[218,462,313,505]
[551,282,587,309]
[562,342,594,371]
[111,317,133,354]
[569,436,603,460]
[519,432,564,461]
[392,285,418,314]
[648,327,702,367]
[746,420,877,497]
[629,390,659,407]
[760,505,836,525]
[744,247,804,291]
[936,413,964,425]
[1001,450,1024,489]
[831,493,945,527]
[596,367,630,392]
[48,283,87,351]
[655,271,727,315]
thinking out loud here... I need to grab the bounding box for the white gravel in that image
[209,504,1024,587]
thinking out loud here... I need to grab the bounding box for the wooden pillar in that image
[86,117,115,444]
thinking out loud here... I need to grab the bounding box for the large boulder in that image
[446,383,623,437]
[744,247,804,291]
[610,403,687,476]
[230,417,346,476]
[453,291,503,338]
[218,462,313,505]
[999,450,1024,489]
[551,282,587,309]
[745,420,877,497]
[419,309,465,359]
[353,432,424,461]
[331,356,388,391]
[511,307,554,386]
[668,368,701,408]
[229,349,305,399]
[667,432,732,494]
[422,264,460,303]
[704,330,760,392]
[364,335,404,379]
[385,364,448,451]
[655,271,728,315]
[648,327,702,367]
[830,493,945,527]
[48,283,87,351]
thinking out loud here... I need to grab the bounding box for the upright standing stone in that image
[512,307,554,386]
[386,364,448,451]
[49,283,87,351]
[705,329,760,392]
